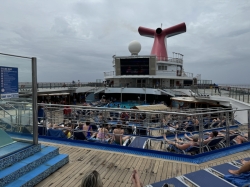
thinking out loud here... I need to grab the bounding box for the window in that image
[158,65,167,70]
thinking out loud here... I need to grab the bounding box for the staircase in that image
[0,138,69,187]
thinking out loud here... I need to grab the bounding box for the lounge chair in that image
[209,163,250,187]
[185,125,194,132]
[209,163,239,176]
[210,122,220,128]
[73,130,87,140]
[136,127,147,136]
[184,169,237,187]
[150,177,189,187]
[128,137,148,149]
[205,137,225,151]
[183,146,200,155]
[220,134,238,147]
[203,122,211,129]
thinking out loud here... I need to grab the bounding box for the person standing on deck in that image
[214,83,220,93]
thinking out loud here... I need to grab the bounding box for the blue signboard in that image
[0,66,19,99]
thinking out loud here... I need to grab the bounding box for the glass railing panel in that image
[0,53,35,151]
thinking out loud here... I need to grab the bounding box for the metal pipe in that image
[121,88,122,103]
[248,89,250,104]
[225,112,230,147]
[235,87,237,99]
[248,110,250,142]
[199,115,204,153]
[32,57,38,145]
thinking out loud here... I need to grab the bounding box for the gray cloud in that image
[0,0,250,85]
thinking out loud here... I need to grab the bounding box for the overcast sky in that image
[0,0,249,85]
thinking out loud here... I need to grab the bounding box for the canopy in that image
[171,97,201,103]
[132,104,169,111]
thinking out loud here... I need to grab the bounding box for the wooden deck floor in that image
[36,141,250,187]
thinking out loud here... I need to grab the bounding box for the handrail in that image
[0,105,13,117]
[36,102,248,154]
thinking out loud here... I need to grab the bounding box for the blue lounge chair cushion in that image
[224,172,250,187]
[212,163,239,175]
[185,169,235,186]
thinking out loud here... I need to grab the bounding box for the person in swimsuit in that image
[163,133,199,150]
[111,124,130,146]
[83,121,93,139]
[96,124,110,142]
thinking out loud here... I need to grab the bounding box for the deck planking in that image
[36,141,250,187]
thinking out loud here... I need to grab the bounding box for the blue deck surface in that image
[0,142,32,158]
[7,132,250,164]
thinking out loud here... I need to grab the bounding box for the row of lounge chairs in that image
[150,158,250,187]
[145,134,239,155]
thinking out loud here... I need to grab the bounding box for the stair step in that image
[5,154,69,187]
[0,146,59,186]
[0,143,41,171]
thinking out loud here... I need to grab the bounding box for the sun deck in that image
[35,140,250,187]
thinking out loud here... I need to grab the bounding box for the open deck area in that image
[36,140,250,187]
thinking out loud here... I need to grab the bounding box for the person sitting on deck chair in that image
[163,133,199,150]
[202,130,219,144]
[229,130,248,144]
[111,124,130,146]
[82,121,95,140]
[184,133,200,141]
[224,159,250,186]
[229,159,250,175]
[219,129,248,144]
[92,124,111,142]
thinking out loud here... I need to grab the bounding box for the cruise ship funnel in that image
[138,22,186,60]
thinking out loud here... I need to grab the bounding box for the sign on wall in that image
[0,66,19,99]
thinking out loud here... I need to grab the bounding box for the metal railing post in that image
[199,115,204,153]
[235,88,237,99]
[226,112,230,147]
[248,89,250,104]
[248,110,250,142]
[32,57,38,145]
[239,89,241,101]
[243,89,245,102]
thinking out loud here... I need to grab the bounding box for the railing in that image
[19,82,104,90]
[104,71,115,77]
[30,103,250,155]
[182,71,193,77]
[194,85,250,102]
[0,102,33,131]
[156,56,183,63]
[221,86,250,104]
[104,70,193,78]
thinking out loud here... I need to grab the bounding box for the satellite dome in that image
[128,40,141,55]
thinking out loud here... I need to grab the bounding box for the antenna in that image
[161,23,162,28]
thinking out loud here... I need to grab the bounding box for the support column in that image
[32,57,38,145]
